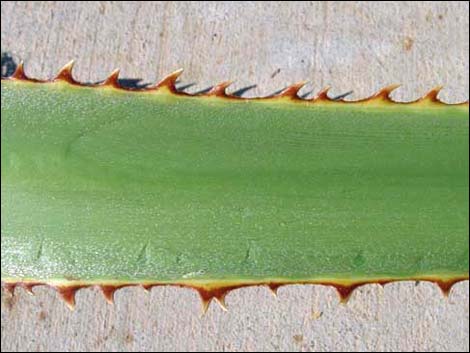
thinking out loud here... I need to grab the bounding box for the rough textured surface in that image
[1,1,468,352]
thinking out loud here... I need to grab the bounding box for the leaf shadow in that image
[0,57,346,99]
[1,52,17,77]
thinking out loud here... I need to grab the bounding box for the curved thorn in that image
[314,86,331,101]
[372,84,401,101]
[11,61,27,80]
[421,86,444,103]
[55,60,76,83]
[154,68,184,92]
[57,287,76,311]
[214,295,228,311]
[196,288,214,315]
[268,284,280,297]
[200,298,212,315]
[141,284,153,293]
[276,81,308,99]
[436,280,458,298]
[102,69,120,87]
[100,286,117,304]
[3,283,16,296]
[377,280,390,288]
[207,81,232,97]
[334,284,361,304]
[23,284,35,296]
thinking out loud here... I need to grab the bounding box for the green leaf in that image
[1,72,468,309]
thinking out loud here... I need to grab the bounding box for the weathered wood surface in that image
[1,1,468,351]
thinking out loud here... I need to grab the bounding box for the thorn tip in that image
[155,68,184,92]
[57,287,76,311]
[103,69,120,87]
[11,61,27,80]
[55,60,76,83]
[277,81,308,99]
[374,84,401,100]
[422,86,444,102]
[142,284,153,293]
[3,283,17,296]
[214,296,228,311]
[200,298,211,315]
[207,81,232,97]
[100,286,117,304]
[23,284,35,296]
[268,284,281,297]
[314,86,331,101]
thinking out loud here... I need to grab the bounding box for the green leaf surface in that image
[1,80,468,291]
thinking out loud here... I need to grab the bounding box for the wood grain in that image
[1,1,469,351]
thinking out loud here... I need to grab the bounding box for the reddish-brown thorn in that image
[54,60,76,83]
[435,279,460,298]
[276,81,308,99]
[420,86,443,102]
[56,287,77,310]
[196,287,232,313]
[334,283,364,304]
[154,68,184,92]
[2,277,468,311]
[200,298,212,315]
[314,86,331,101]
[11,61,27,80]
[22,283,36,296]
[100,285,119,304]
[207,81,232,97]
[214,295,228,311]
[377,280,391,288]
[268,284,282,297]
[141,284,153,293]
[372,84,401,101]
[3,283,17,296]
[102,69,120,88]
[193,288,213,315]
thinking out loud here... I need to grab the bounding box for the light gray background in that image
[1,1,469,352]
